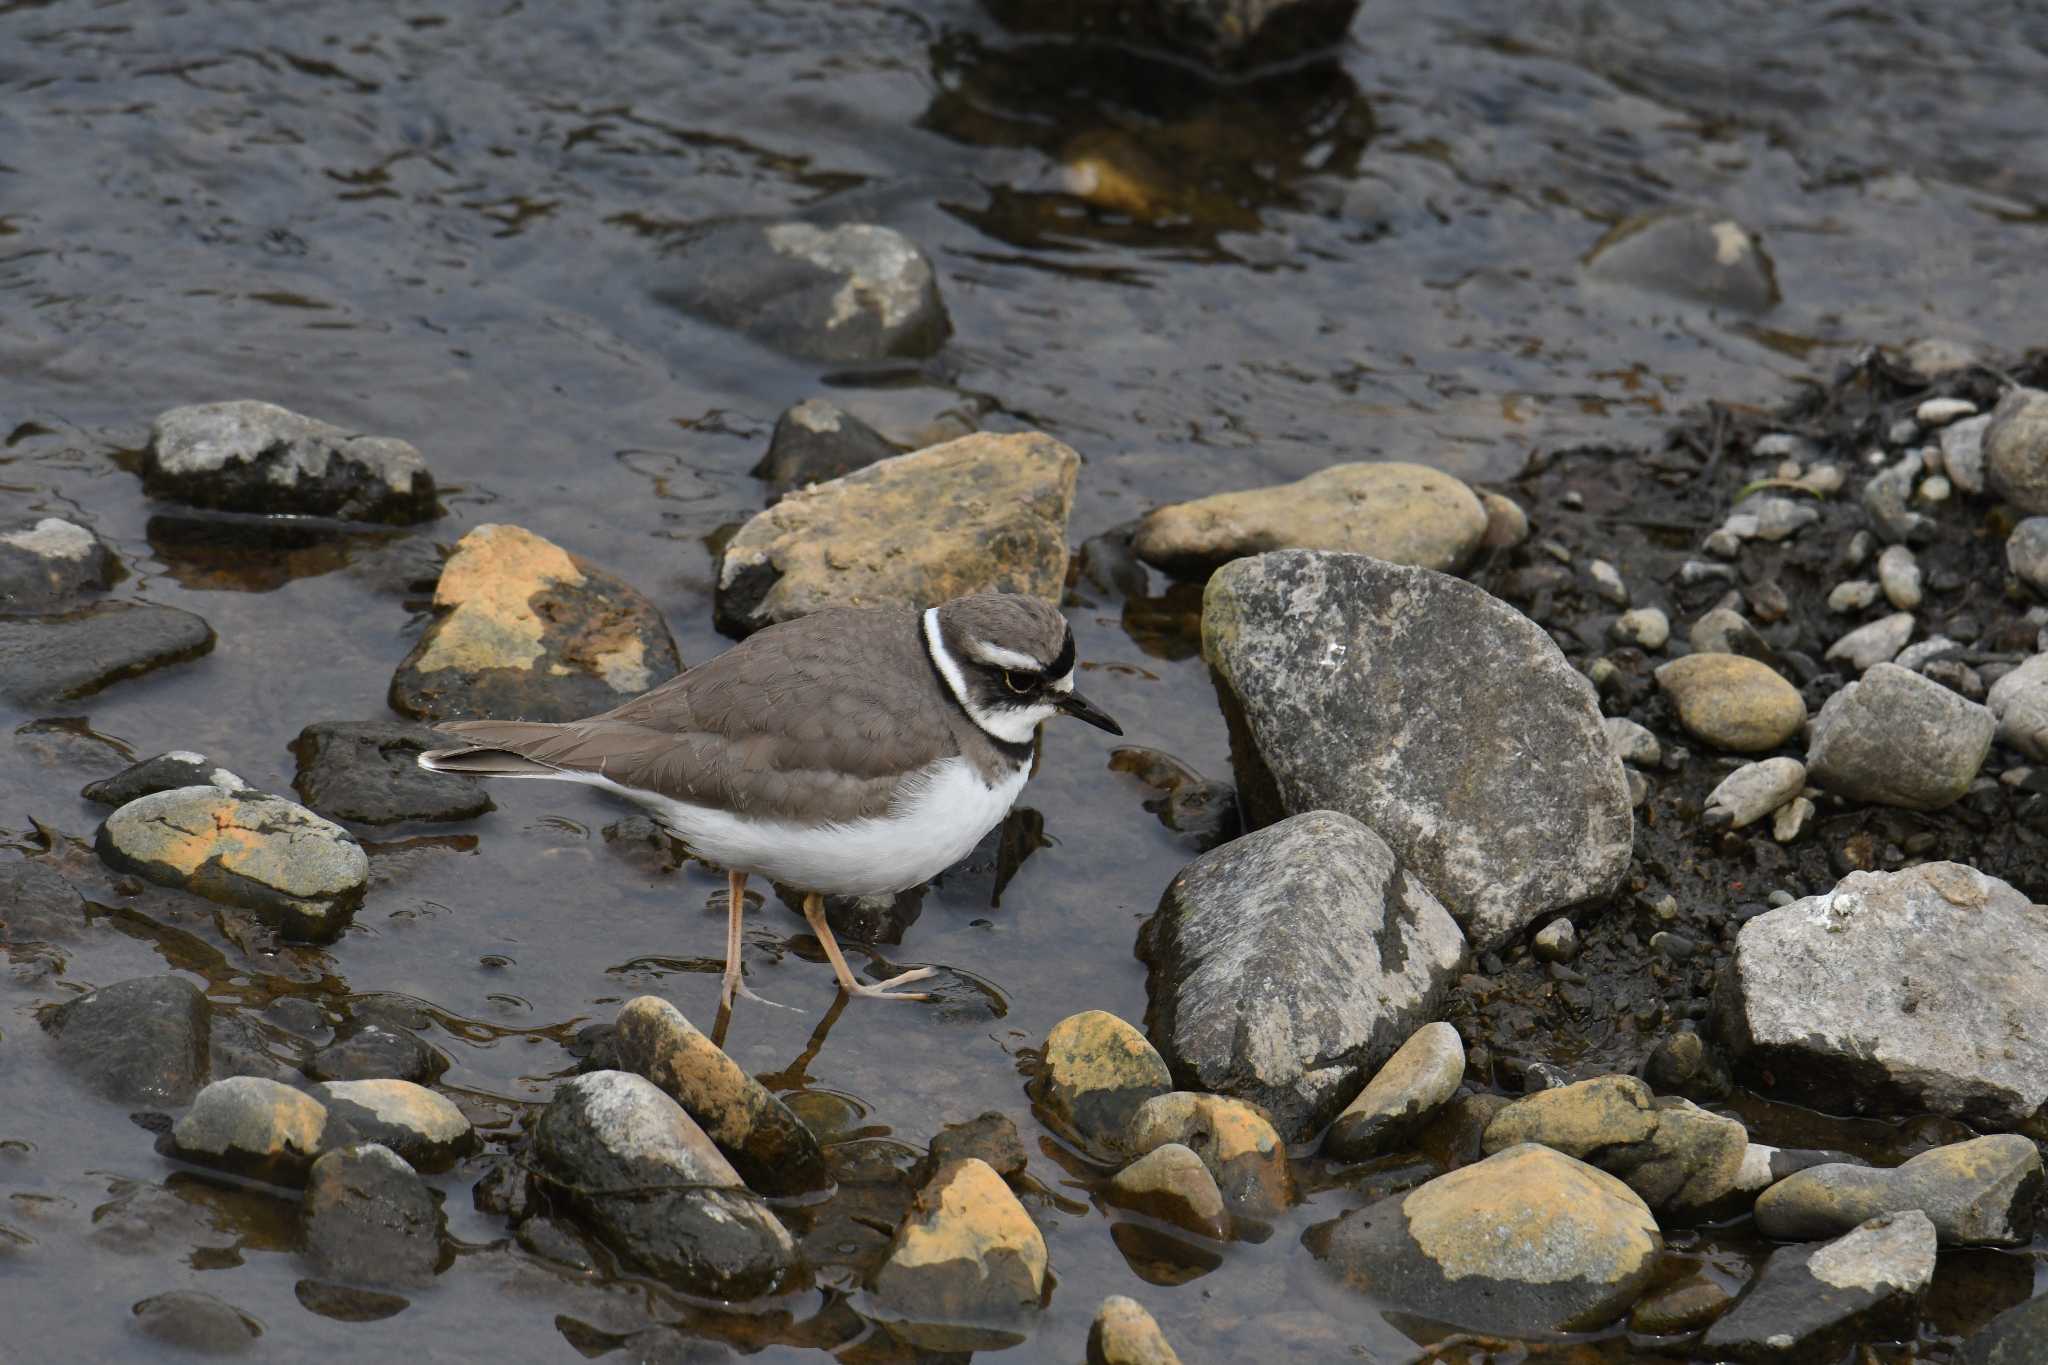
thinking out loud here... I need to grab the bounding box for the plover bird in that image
[417,593,1122,1006]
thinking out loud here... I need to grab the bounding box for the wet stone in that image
[914,1112,1029,1187]
[985,0,1360,68]
[1132,461,1487,580]
[659,220,948,363]
[1203,550,1631,950]
[1718,864,2048,1132]
[97,787,367,942]
[167,1076,328,1184]
[1035,1010,1172,1154]
[1654,653,1805,753]
[1138,811,1466,1140]
[1701,1210,1935,1361]
[130,1291,263,1355]
[0,515,115,610]
[389,523,682,723]
[145,400,436,523]
[44,975,210,1106]
[1807,663,1993,810]
[1964,1292,2048,1365]
[1307,1143,1661,1334]
[1984,386,2048,514]
[529,1071,796,1299]
[869,1157,1046,1351]
[1826,610,1916,672]
[717,431,1078,636]
[1703,757,1805,830]
[1322,1021,1465,1161]
[309,1080,478,1173]
[81,750,248,807]
[611,995,828,1196]
[0,860,88,943]
[1583,212,1778,313]
[1104,1142,1227,1241]
[1988,654,2048,761]
[290,720,493,824]
[1125,1092,1293,1220]
[752,398,898,501]
[0,600,215,705]
[309,1024,444,1084]
[303,1143,443,1289]
[1088,1295,1183,1365]
[1754,1135,2041,1246]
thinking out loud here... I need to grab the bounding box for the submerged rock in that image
[291,720,493,824]
[1755,1135,2041,1246]
[1583,212,1778,313]
[1202,550,1631,949]
[1964,1293,2048,1365]
[659,221,947,363]
[168,1076,328,1183]
[0,515,116,610]
[1806,664,1993,810]
[1124,1092,1292,1220]
[44,975,211,1106]
[389,523,681,723]
[717,432,1079,636]
[0,861,88,943]
[81,751,248,807]
[1132,462,1487,579]
[129,1291,263,1354]
[753,398,898,501]
[611,995,827,1196]
[97,787,367,942]
[1035,1010,1173,1154]
[869,1158,1046,1351]
[1138,811,1466,1139]
[1322,1022,1464,1161]
[302,1144,443,1288]
[530,1071,796,1299]
[1718,864,2048,1132]
[1088,1295,1182,1365]
[1307,1143,1661,1334]
[1701,1211,1935,1361]
[145,400,436,524]
[0,601,214,705]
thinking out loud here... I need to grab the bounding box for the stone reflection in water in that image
[146,511,411,594]
[921,33,1371,249]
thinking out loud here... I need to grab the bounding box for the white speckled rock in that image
[1703,758,1805,830]
[1825,611,1915,672]
[145,400,435,523]
[1806,664,1992,810]
[1987,654,2048,761]
[1701,1211,1935,1360]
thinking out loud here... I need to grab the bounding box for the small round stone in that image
[1533,919,1579,963]
[1611,607,1669,651]
[1654,654,1806,753]
[2008,517,2048,595]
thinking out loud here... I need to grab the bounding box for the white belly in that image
[564,757,1027,896]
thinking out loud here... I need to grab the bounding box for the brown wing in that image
[434,606,957,822]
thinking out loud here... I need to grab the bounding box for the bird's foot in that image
[721,974,800,1012]
[844,966,939,1002]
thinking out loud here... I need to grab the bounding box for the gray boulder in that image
[0,601,214,705]
[1717,863,2048,1132]
[1202,550,1631,949]
[1806,663,1993,810]
[0,516,115,610]
[290,720,492,824]
[1701,1211,1935,1361]
[302,1144,443,1288]
[44,975,211,1106]
[1137,811,1467,1140]
[752,398,898,501]
[145,400,436,524]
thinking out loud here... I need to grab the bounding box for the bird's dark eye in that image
[1003,670,1034,695]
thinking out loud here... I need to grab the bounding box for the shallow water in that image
[5,1,2048,1360]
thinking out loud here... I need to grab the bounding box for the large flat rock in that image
[0,601,214,705]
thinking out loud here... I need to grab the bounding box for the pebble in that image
[1701,1211,1935,1361]
[0,601,216,706]
[1702,528,1743,559]
[1919,473,1952,502]
[1307,1143,1661,1334]
[1477,491,1530,551]
[1703,757,1805,830]
[1588,558,1627,605]
[1719,511,1761,541]
[1532,918,1579,963]
[1105,1143,1228,1241]
[97,787,367,942]
[1887,417,1921,447]
[1603,717,1661,767]
[1688,606,1773,661]
[0,515,116,610]
[1940,413,1992,495]
[1653,654,1806,753]
[1088,1296,1183,1365]
[1203,551,1630,951]
[1984,386,2048,513]
[1918,397,1976,427]
[1894,636,1960,671]
[718,432,1077,636]
[2007,517,2048,595]
[1801,463,1845,495]
[1126,1092,1294,1221]
[1321,1022,1466,1161]
[290,720,493,825]
[1905,337,1982,377]
[1721,864,2048,1132]
[1824,611,1915,672]
[309,1079,478,1173]
[1862,451,1931,542]
[1630,1275,1733,1335]
[612,995,828,1196]
[1988,654,2048,761]
[1744,494,1818,542]
[303,1144,443,1288]
[1036,1010,1172,1155]
[1771,796,1815,842]
[81,751,247,807]
[1134,462,1489,579]
[389,523,682,723]
[1876,544,1922,609]
[168,1076,328,1183]
[309,1024,443,1085]
[43,975,211,1106]
[752,398,898,500]
[1756,1135,2041,1246]
[870,1158,1046,1351]
[1827,580,1881,613]
[1753,433,1817,461]
[1611,607,1668,650]
[1807,664,1994,810]
[145,400,437,524]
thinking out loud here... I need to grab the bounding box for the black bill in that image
[1057,689,1123,735]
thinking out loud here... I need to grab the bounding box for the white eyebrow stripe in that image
[1049,670,1074,693]
[968,642,1045,672]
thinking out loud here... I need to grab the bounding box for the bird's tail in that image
[417,720,572,777]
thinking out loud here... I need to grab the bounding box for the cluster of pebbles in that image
[12,263,2048,1354]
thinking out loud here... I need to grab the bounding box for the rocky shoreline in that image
[8,340,2048,1359]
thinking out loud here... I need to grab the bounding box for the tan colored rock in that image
[1483,1074,1659,1154]
[716,431,1080,635]
[169,1077,328,1182]
[389,523,681,722]
[1654,653,1805,752]
[1482,1075,1750,1218]
[1088,1295,1183,1365]
[308,1079,478,1172]
[870,1157,1047,1350]
[612,996,826,1195]
[1105,1142,1229,1241]
[1323,1021,1465,1160]
[1036,1010,1172,1154]
[1125,1092,1293,1220]
[1134,462,1487,579]
[1478,491,1530,550]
